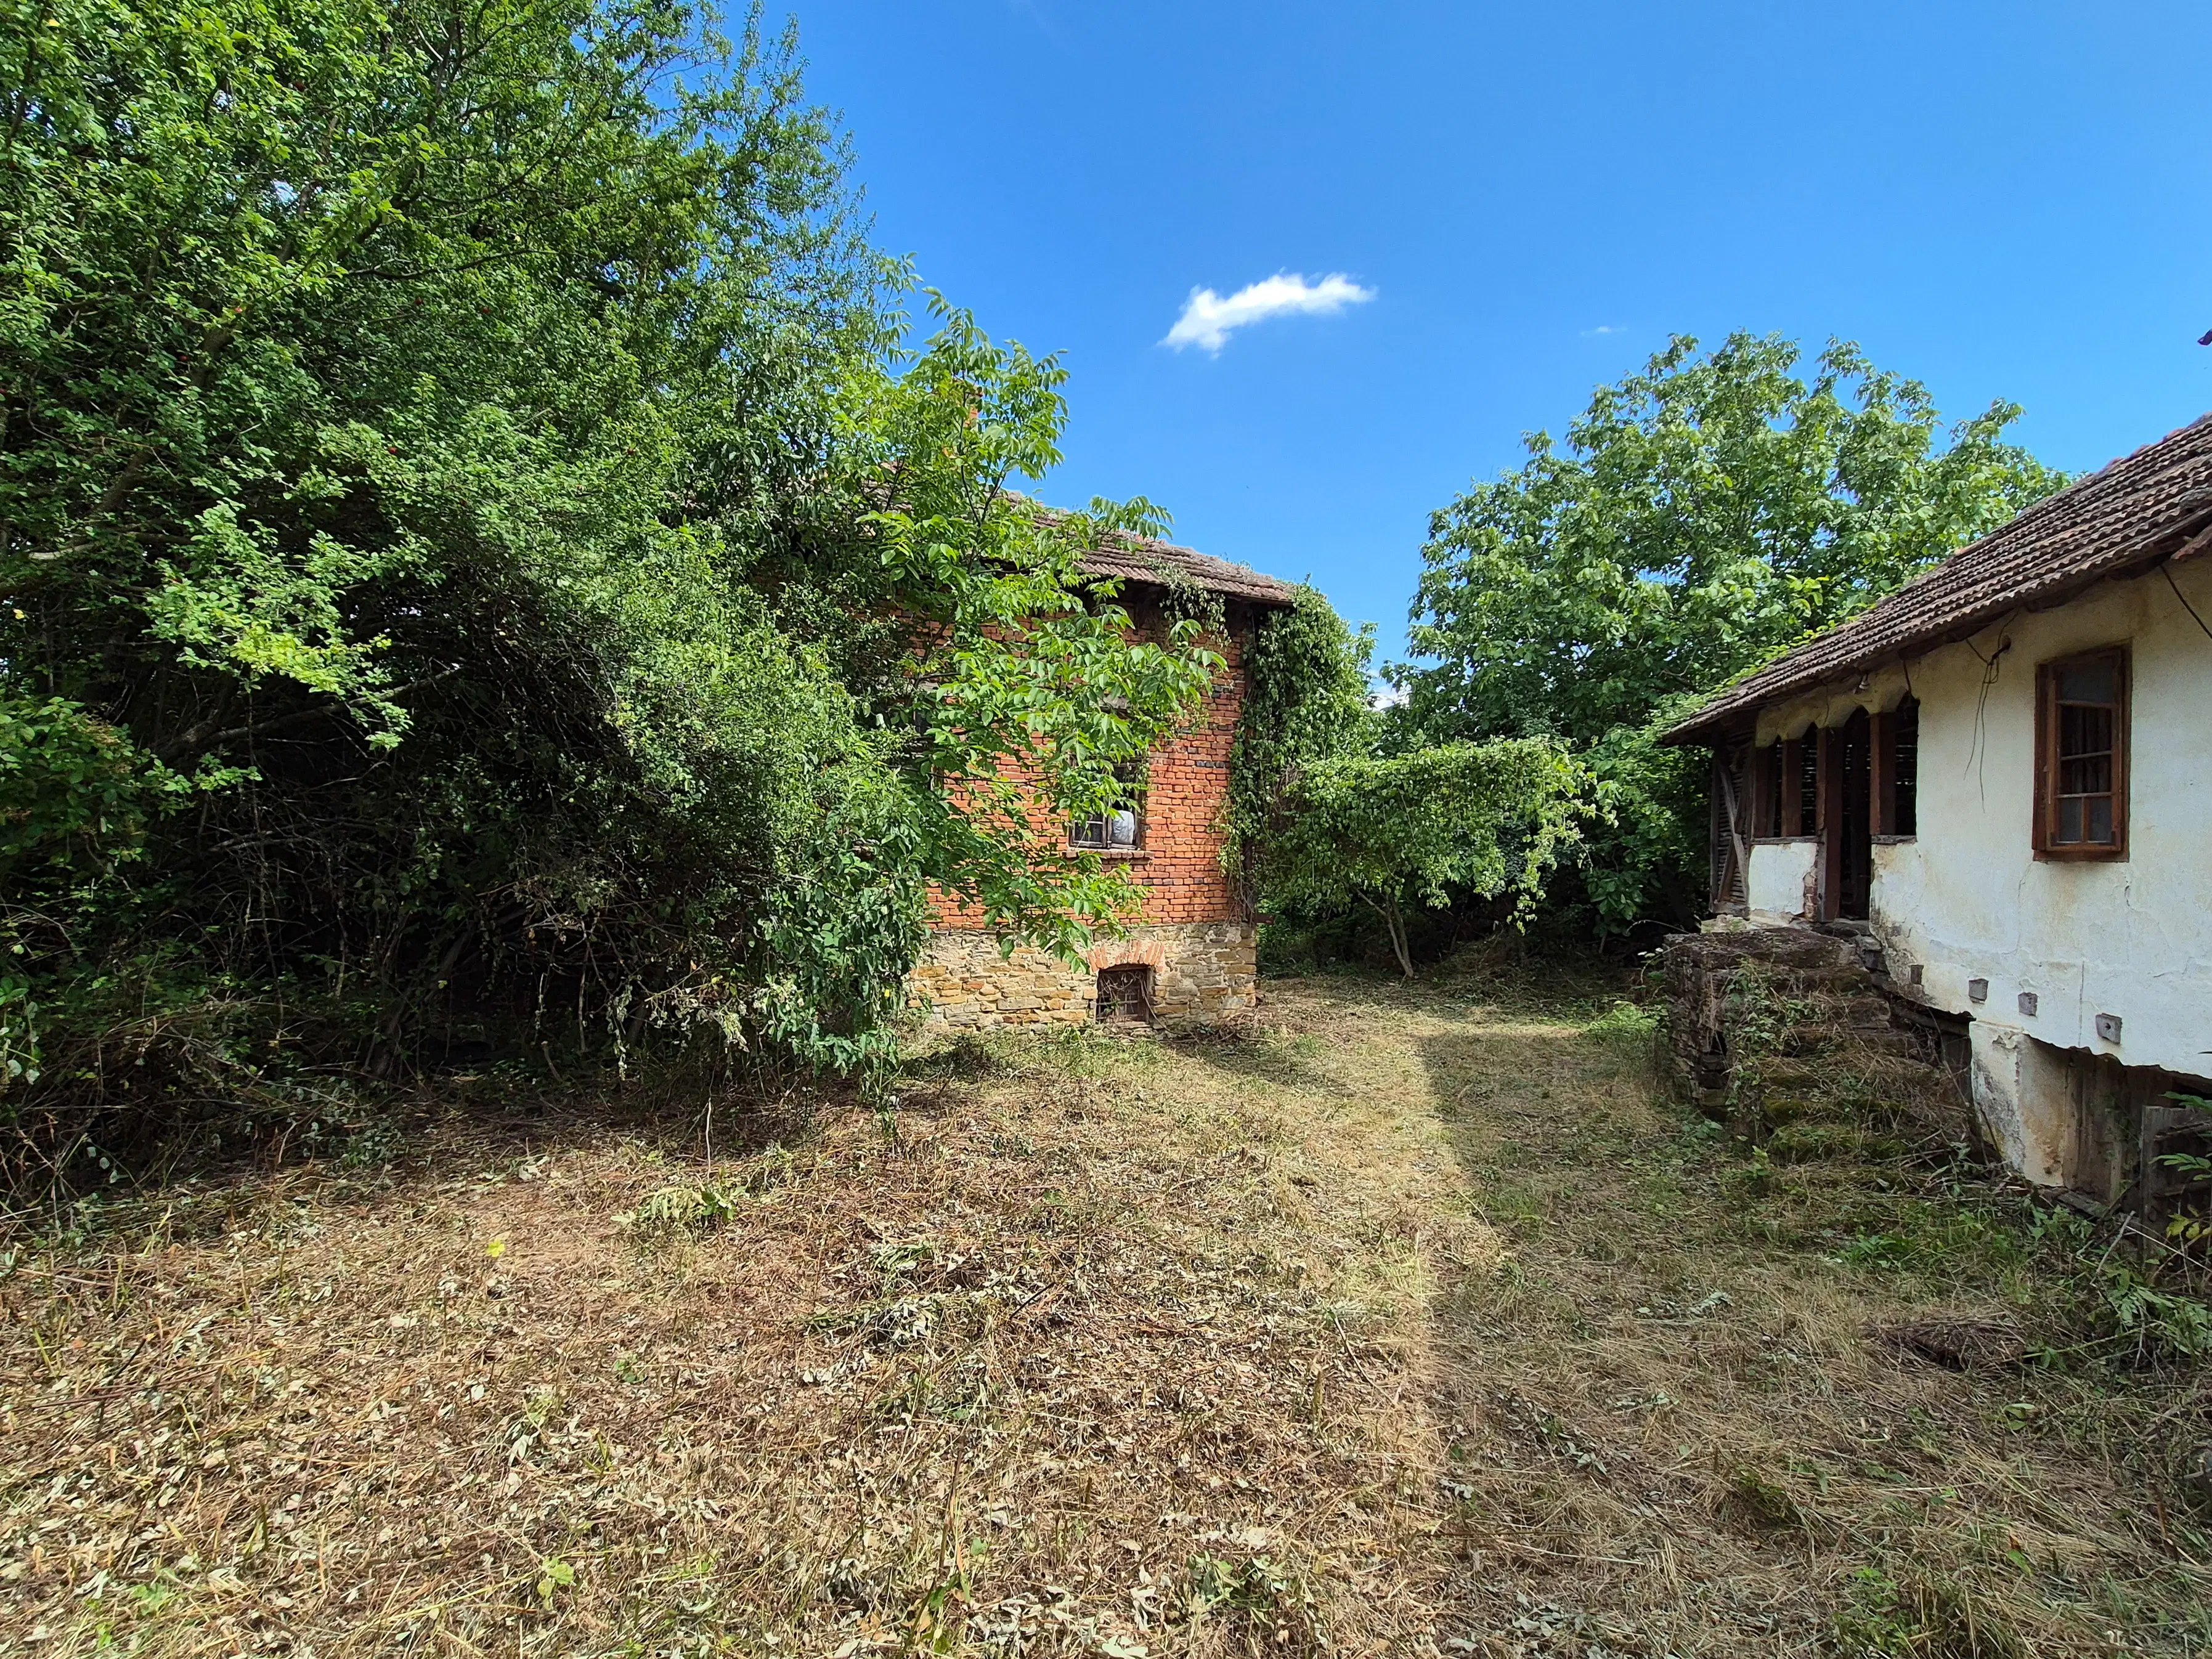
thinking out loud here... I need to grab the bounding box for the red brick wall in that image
[927,598,1252,931]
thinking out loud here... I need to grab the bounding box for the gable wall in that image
[923,617,1248,931]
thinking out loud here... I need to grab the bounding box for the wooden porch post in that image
[1869,710,1897,837]
[1816,724,1844,922]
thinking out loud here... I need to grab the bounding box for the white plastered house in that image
[1667,413,2212,1210]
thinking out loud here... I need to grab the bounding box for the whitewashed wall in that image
[1759,557,2212,1085]
[1745,837,1816,923]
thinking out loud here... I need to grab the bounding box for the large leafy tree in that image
[0,0,1217,1153]
[826,304,1224,960]
[1391,333,2062,935]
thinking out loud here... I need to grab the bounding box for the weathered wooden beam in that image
[1869,709,1897,837]
[1816,724,1844,922]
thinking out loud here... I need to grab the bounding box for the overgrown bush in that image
[0,0,1217,1193]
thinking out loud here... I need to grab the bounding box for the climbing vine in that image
[1224,587,1375,907]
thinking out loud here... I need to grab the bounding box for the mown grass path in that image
[1,976,2204,1656]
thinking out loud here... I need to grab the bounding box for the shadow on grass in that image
[1412,1018,1688,1268]
[1161,1026,1340,1093]
[14,1060,855,1246]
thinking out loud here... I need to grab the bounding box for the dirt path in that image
[0,976,2203,1655]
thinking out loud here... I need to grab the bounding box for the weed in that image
[1182,1554,1324,1653]
[1834,1565,2025,1658]
[534,1557,576,1609]
[618,1181,744,1235]
[2095,1260,2212,1363]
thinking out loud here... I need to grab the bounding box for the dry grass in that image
[0,974,2206,1657]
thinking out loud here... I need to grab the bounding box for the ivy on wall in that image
[1224,588,1376,911]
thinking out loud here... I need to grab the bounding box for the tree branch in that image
[157,669,459,760]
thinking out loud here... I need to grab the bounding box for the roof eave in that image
[1660,539,2204,745]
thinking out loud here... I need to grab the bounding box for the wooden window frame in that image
[2033,644,2129,862]
[1070,760,1148,853]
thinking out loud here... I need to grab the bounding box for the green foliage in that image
[618,1182,744,1236]
[1577,712,1707,935]
[1182,1554,1323,1650]
[1225,586,1375,906]
[0,696,161,879]
[1266,739,1582,976]
[1584,999,1659,1042]
[1836,1566,2025,1659]
[1392,333,2062,935]
[839,302,1224,960]
[0,0,1217,1178]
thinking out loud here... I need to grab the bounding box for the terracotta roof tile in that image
[1665,412,2212,742]
[1078,531,1301,607]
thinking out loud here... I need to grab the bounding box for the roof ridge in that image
[1006,498,1301,606]
[1930,407,2212,558]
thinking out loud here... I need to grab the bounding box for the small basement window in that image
[1070,763,1144,851]
[1095,964,1154,1023]
[2035,647,2128,859]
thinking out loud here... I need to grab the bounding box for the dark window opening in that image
[2035,647,2128,859]
[1837,708,1871,921]
[1797,735,1819,835]
[1893,696,1919,837]
[1070,763,1145,851]
[1096,965,1153,1023]
[1757,740,1784,835]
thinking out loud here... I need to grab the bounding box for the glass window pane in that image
[2045,655,2123,851]
[2059,704,2113,758]
[2060,755,2112,795]
[2059,662,2116,705]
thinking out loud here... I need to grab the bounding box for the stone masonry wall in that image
[910,922,1256,1037]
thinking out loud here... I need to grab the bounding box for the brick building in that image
[909,536,1299,1035]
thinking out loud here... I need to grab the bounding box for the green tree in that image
[833,302,1226,959]
[0,0,1218,1154]
[1392,333,2062,936]
[1267,740,1581,978]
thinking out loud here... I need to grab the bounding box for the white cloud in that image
[1580,324,1625,337]
[1163,272,1376,354]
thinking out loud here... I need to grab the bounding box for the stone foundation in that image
[908,922,1256,1038]
[1661,922,2211,1212]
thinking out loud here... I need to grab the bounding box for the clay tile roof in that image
[1078,530,1302,608]
[1664,411,2212,743]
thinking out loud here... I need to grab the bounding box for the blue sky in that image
[792,1,2212,660]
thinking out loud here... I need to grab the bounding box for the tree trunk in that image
[1366,893,1415,979]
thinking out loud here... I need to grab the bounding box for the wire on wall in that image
[2163,561,2212,643]
[1959,617,2019,807]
